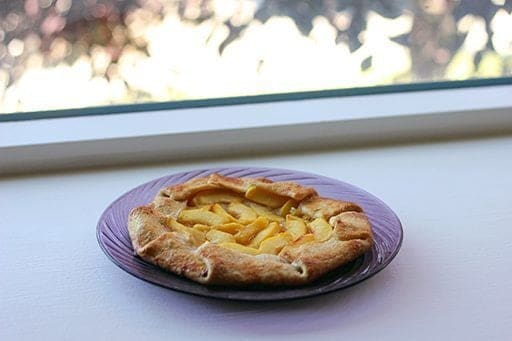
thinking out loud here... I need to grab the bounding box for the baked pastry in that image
[128,173,373,286]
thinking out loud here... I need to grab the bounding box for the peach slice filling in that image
[165,187,333,256]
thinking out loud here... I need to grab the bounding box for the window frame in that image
[1,78,512,175]
[1,77,511,122]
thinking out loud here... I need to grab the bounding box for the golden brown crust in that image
[197,244,308,285]
[139,232,209,280]
[159,173,317,202]
[152,196,187,218]
[127,173,373,286]
[128,206,168,251]
[330,211,373,241]
[280,239,371,280]
[280,212,373,281]
[299,197,362,220]
[256,180,317,201]
[158,177,219,201]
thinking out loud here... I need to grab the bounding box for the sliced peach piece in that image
[212,222,244,234]
[284,216,307,241]
[191,189,242,205]
[220,242,260,256]
[166,217,188,230]
[211,203,237,222]
[187,229,206,246]
[294,233,316,245]
[248,222,281,248]
[178,209,228,226]
[247,202,284,222]
[279,199,297,217]
[226,202,257,224]
[206,229,236,244]
[245,185,289,208]
[259,233,292,255]
[166,218,205,246]
[192,224,210,232]
[308,218,333,241]
[235,216,269,244]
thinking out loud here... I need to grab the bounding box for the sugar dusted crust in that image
[128,173,373,286]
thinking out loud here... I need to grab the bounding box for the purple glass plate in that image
[97,167,403,301]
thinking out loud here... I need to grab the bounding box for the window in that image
[1,0,511,117]
[1,1,512,175]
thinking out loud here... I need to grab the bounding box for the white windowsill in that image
[1,84,512,175]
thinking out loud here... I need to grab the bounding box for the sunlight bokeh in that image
[0,0,511,113]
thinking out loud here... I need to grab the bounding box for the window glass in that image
[1,0,511,114]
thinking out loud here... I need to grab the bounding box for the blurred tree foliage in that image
[1,0,511,88]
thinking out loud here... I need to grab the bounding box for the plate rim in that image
[96,166,403,301]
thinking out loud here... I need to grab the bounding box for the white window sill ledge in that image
[1,84,512,175]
